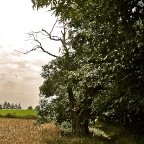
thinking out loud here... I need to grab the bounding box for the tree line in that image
[0,102,22,110]
[30,0,144,136]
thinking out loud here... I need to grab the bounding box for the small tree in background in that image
[14,104,18,109]
[35,105,40,111]
[28,106,33,110]
[17,103,22,109]
[3,101,8,109]
[0,104,2,109]
[11,103,15,109]
[7,102,11,109]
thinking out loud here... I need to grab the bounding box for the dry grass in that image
[0,118,60,144]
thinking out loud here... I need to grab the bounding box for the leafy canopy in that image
[32,0,144,134]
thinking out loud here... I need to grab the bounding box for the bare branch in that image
[15,31,59,58]
[15,20,69,58]
[27,32,59,58]
[50,18,58,35]
[41,29,61,41]
[14,46,58,58]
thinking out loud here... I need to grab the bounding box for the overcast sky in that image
[0,0,60,109]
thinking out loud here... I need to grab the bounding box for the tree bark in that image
[67,86,77,134]
[67,85,104,136]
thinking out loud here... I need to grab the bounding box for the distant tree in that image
[10,103,15,109]
[14,104,18,109]
[28,106,33,110]
[17,103,22,109]
[3,101,8,109]
[0,104,2,109]
[7,102,11,109]
[35,105,40,111]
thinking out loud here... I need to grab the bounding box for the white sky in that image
[0,0,61,109]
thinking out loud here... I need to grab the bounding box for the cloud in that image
[0,0,60,109]
[0,46,45,109]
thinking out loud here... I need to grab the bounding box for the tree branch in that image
[14,43,58,58]
[15,30,59,58]
[41,29,61,41]
[15,20,69,58]
[50,18,58,35]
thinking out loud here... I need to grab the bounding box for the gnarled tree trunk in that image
[67,85,104,136]
[67,86,93,136]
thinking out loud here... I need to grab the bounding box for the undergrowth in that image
[55,121,144,144]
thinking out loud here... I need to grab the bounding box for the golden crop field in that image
[0,118,60,144]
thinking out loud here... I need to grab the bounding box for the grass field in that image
[0,110,38,116]
[0,118,143,144]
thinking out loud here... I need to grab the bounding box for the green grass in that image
[0,110,38,116]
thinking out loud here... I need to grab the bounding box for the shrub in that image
[60,121,72,136]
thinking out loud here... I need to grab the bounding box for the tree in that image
[28,106,33,110]
[35,105,40,111]
[10,103,15,110]
[31,0,110,135]
[17,103,22,109]
[36,26,105,135]
[7,102,11,109]
[3,101,8,109]
[0,104,2,109]
[14,104,18,110]
[31,0,144,135]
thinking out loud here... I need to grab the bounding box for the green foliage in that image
[27,106,33,110]
[0,104,2,109]
[35,105,40,111]
[32,0,144,135]
[38,96,70,124]
[61,121,72,136]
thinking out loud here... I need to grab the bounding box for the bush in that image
[60,121,72,136]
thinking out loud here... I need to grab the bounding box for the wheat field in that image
[0,118,60,144]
